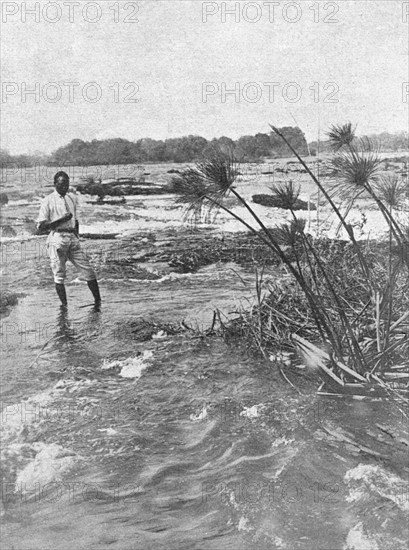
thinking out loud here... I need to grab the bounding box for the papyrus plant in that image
[173,126,408,375]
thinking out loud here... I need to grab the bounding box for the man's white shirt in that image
[37,190,79,244]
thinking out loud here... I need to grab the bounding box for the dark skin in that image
[55,176,70,197]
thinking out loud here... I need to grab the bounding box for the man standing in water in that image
[37,171,101,308]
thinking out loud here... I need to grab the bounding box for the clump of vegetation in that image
[173,123,408,396]
[169,249,216,273]
[117,319,186,342]
[252,181,314,210]
[227,239,408,359]
[168,234,279,273]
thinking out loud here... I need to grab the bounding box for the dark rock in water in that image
[83,183,106,199]
[1,225,17,237]
[252,194,315,211]
[86,198,127,205]
[81,233,119,239]
[76,182,170,196]
[124,185,168,195]
[0,291,20,316]
[0,193,9,205]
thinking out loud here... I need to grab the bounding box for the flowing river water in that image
[1,163,408,549]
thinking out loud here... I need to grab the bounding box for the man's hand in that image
[37,213,73,233]
[37,220,50,234]
[38,220,48,230]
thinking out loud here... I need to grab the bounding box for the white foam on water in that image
[146,266,246,284]
[1,379,97,443]
[152,271,208,283]
[240,405,263,418]
[190,404,208,422]
[343,522,379,550]
[219,201,398,241]
[237,516,252,532]
[1,379,98,498]
[271,436,294,448]
[1,388,56,442]
[344,463,409,512]
[151,330,167,340]
[6,198,41,207]
[101,350,153,379]
[305,208,394,241]
[80,218,182,236]
[98,272,206,284]
[0,233,41,244]
[14,442,76,494]
[78,202,397,241]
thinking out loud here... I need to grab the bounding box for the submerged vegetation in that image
[173,123,409,398]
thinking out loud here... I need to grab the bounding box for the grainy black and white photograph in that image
[1,1,408,548]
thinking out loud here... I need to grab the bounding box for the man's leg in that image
[87,279,101,304]
[49,244,68,305]
[69,238,101,304]
[55,283,67,306]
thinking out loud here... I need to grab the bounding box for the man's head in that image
[54,171,70,196]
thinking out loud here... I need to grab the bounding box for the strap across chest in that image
[62,195,75,216]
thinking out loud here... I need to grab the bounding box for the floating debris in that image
[190,403,207,422]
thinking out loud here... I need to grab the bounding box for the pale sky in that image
[1,0,408,154]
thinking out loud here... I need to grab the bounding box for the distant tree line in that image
[0,149,48,167]
[1,127,308,167]
[1,129,407,168]
[49,127,309,165]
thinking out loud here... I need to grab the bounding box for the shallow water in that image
[1,164,408,549]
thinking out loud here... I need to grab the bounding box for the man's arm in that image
[37,197,73,233]
[37,196,50,229]
[37,197,51,233]
[39,213,73,231]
